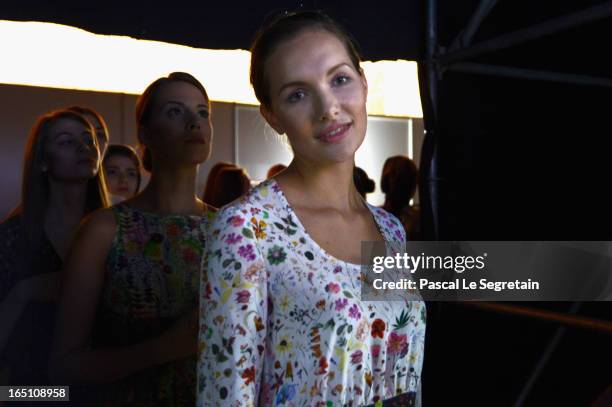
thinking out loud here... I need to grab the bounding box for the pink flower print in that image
[335,298,348,311]
[325,282,341,294]
[250,207,261,215]
[348,304,362,320]
[350,350,363,365]
[371,344,381,358]
[238,244,256,261]
[225,233,243,245]
[228,215,245,227]
[235,290,251,304]
[387,332,408,355]
[333,265,342,274]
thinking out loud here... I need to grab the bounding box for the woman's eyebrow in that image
[326,62,351,75]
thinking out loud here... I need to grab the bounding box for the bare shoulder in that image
[75,208,118,247]
[61,208,117,281]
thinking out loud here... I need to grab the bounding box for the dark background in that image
[2,1,611,405]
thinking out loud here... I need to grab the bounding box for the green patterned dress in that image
[88,204,209,406]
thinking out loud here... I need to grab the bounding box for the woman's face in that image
[104,155,139,198]
[84,113,108,157]
[141,81,213,169]
[43,117,100,182]
[261,29,368,166]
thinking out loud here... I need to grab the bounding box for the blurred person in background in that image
[206,165,251,209]
[353,166,375,199]
[103,144,143,202]
[381,155,421,240]
[202,161,235,209]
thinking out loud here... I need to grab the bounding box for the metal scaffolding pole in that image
[512,302,583,407]
[440,1,612,66]
[450,0,499,50]
[448,62,612,88]
[426,0,438,116]
[424,0,441,239]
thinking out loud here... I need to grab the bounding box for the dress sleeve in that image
[198,205,268,406]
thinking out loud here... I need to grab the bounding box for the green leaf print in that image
[274,222,285,230]
[343,291,353,299]
[242,228,254,239]
[392,309,410,331]
[222,259,233,268]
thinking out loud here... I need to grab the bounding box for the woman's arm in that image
[198,206,268,406]
[49,209,196,384]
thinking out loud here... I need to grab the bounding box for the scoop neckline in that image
[267,177,388,268]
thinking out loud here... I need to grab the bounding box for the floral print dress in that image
[198,179,426,407]
[87,204,210,406]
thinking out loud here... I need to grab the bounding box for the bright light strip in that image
[0,20,423,118]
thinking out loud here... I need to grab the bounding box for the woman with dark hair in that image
[207,166,251,209]
[381,155,420,241]
[103,144,143,200]
[67,106,110,157]
[353,166,375,199]
[202,161,236,208]
[198,11,425,406]
[51,72,213,406]
[0,109,109,387]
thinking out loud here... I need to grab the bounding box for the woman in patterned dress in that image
[50,72,213,406]
[198,11,426,407]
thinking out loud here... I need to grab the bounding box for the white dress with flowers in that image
[197,179,426,407]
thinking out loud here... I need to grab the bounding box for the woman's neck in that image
[45,179,89,225]
[43,179,90,259]
[134,165,203,215]
[279,159,363,212]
